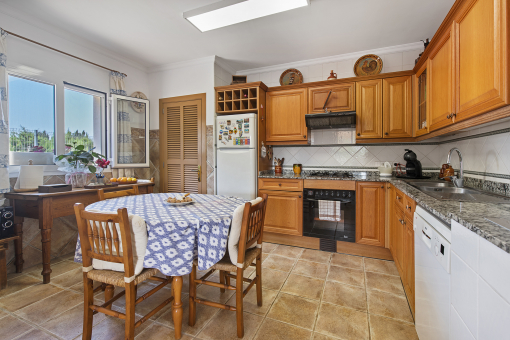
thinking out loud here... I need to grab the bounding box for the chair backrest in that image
[236,194,268,264]
[74,203,135,278]
[98,185,140,201]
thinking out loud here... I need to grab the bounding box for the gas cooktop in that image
[306,171,354,179]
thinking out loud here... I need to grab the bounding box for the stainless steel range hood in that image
[305,111,356,130]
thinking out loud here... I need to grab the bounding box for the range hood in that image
[305,111,356,130]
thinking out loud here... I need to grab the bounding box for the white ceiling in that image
[0,0,455,71]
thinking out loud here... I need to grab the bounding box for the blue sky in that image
[8,75,94,135]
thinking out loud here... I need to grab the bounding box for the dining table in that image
[74,193,247,340]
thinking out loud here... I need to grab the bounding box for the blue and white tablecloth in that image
[74,193,247,276]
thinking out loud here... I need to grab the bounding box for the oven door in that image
[303,197,356,242]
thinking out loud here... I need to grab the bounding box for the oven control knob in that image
[325,191,329,196]
[308,190,314,196]
[342,192,346,197]
[320,191,323,195]
[336,192,340,197]
[348,192,352,198]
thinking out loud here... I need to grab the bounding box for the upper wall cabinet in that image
[414,62,429,136]
[356,79,383,138]
[308,83,355,114]
[383,76,413,138]
[266,88,308,142]
[428,25,455,132]
[455,0,509,121]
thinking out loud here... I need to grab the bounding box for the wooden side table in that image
[0,235,23,290]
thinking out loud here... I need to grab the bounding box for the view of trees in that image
[9,126,94,152]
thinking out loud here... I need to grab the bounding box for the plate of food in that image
[165,193,194,206]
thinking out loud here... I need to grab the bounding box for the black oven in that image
[303,188,356,243]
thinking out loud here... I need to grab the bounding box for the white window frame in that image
[63,83,107,157]
[110,94,150,168]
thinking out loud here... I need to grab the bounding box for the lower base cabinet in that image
[356,182,386,246]
[258,189,303,236]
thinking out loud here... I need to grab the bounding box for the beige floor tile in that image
[196,308,263,340]
[254,318,312,340]
[227,287,278,316]
[0,283,62,312]
[251,268,289,291]
[262,242,278,254]
[89,315,152,340]
[292,260,329,280]
[69,280,103,295]
[367,290,413,323]
[271,245,304,258]
[197,281,235,304]
[266,293,319,330]
[262,255,296,272]
[15,329,58,340]
[312,332,342,340]
[330,253,364,269]
[157,295,219,336]
[50,267,83,287]
[28,260,81,278]
[327,265,365,287]
[0,309,6,319]
[0,315,34,340]
[44,302,107,340]
[299,249,331,264]
[0,275,41,299]
[315,302,369,340]
[366,271,405,296]
[137,324,193,340]
[364,258,399,276]
[322,281,367,312]
[281,274,324,300]
[261,253,268,262]
[15,290,82,324]
[369,314,418,340]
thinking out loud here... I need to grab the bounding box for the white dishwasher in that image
[414,206,452,340]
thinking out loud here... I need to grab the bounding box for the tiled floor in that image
[0,243,418,340]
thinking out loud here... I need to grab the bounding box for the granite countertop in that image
[259,170,510,254]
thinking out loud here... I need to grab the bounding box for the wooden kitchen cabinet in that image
[414,61,429,136]
[428,24,455,132]
[356,79,383,138]
[455,0,509,121]
[383,76,413,138]
[356,182,385,247]
[403,215,415,316]
[391,206,405,273]
[308,83,355,114]
[259,189,303,236]
[266,88,308,142]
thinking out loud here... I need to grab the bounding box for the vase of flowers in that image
[95,158,110,185]
[55,142,105,188]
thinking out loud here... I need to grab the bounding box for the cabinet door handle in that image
[278,183,282,186]
[385,132,389,136]
[357,133,361,136]
[303,135,306,138]
[406,205,409,209]
[381,186,384,188]
[299,195,302,198]
[396,196,401,200]
[447,114,451,119]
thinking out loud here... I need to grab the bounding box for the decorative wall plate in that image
[353,54,383,76]
[130,91,148,113]
[279,68,304,86]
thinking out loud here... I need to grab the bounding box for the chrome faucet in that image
[446,148,464,188]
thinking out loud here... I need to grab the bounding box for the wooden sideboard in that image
[5,182,155,284]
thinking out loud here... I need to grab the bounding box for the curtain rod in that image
[1,28,127,77]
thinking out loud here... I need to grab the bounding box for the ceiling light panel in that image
[184,0,310,32]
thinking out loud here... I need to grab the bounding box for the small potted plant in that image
[55,142,105,188]
[94,158,110,185]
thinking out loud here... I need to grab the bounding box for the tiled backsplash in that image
[273,123,510,181]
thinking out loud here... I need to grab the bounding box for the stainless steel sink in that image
[406,180,510,203]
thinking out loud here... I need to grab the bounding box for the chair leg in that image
[225,272,231,288]
[219,270,226,293]
[256,254,263,307]
[104,284,115,310]
[82,275,94,340]
[124,282,136,340]
[189,264,197,327]
[236,267,244,338]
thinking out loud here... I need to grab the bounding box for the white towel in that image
[318,201,342,221]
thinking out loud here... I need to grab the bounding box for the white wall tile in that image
[478,236,510,304]
[402,64,416,71]
[451,252,478,337]
[306,76,322,83]
[246,73,260,82]
[308,64,323,78]
[382,52,403,68]
[383,65,403,73]
[403,49,422,65]
[337,59,353,77]
[452,220,479,272]
[259,71,272,84]
[451,306,476,340]
[478,277,510,340]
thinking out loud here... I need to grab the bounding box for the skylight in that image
[184,0,310,32]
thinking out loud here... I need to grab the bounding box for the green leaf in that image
[75,145,85,151]
[88,165,97,173]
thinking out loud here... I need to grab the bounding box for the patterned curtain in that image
[109,72,132,164]
[0,30,8,205]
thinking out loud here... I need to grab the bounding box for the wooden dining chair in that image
[189,194,268,338]
[97,185,139,201]
[74,203,172,340]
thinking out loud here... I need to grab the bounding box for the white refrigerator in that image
[216,113,258,200]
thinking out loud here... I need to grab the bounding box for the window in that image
[8,74,55,165]
[64,84,106,156]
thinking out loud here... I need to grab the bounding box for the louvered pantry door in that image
[161,99,206,194]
